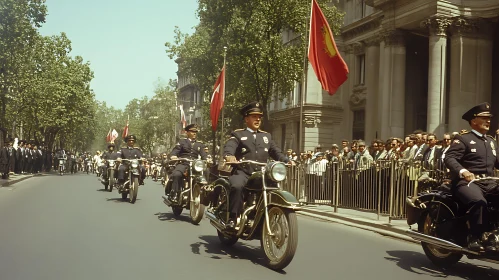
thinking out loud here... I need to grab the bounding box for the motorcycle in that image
[101,159,117,192]
[116,158,141,203]
[152,161,162,182]
[406,176,499,267]
[162,158,208,225]
[85,158,93,174]
[203,160,300,270]
[58,157,67,176]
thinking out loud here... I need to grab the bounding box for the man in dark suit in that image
[223,101,292,228]
[445,102,499,252]
[167,124,207,201]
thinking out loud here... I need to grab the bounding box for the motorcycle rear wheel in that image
[172,206,183,216]
[190,184,205,225]
[217,230,238,246]
[261,207,298,271]
[421,211,462,267]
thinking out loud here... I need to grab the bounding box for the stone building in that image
[269,0,499,152]
[175,58,204,139]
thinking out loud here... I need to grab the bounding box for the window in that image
[352,110,365,140]
[357,54,365,85]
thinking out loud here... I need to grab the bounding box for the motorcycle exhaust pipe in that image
[205,211,225,232]
[405,230,479,255]
[162,195,172,206]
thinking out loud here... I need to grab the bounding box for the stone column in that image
[448,17,494,132]
[364,37,381,141]
[422,17,451,136]
[379,30,407,139]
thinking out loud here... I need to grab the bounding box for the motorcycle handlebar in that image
[467,177,499,187]
[225,160,267,166]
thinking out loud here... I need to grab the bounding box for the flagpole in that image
[218,46,228,164]
[299,0,312,154]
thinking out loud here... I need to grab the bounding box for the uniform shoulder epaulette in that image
[234,129,245,132]
[486,135,496,139]
[258,130,268,133]
[459,130,469,135]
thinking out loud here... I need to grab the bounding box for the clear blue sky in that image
[39,0,199,109]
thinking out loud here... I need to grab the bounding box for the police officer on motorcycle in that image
[168,124,207,201]
[223,101,293,228]
[101,142,119,179]
[117,135,146,186]
[445,102,499,252]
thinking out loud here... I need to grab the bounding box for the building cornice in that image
[341,12,384,41]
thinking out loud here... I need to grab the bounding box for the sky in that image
[39,0,200,109]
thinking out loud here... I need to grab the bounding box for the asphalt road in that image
[1,173,499,280]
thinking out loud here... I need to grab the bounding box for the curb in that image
[298,208,418,244]
[0,174,41,188]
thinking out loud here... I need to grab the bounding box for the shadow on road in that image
[106,197,140,203]
[385,250,499,279]
[189,235,286,274]
[96,189,109,192]
[155,212,191,223]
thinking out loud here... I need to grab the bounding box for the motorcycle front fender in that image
[267,190,301,210]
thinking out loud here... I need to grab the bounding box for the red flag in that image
[210,65,225,131]
[106,128,111,142]
[122,120,129,138]
[308,0,349,95]
[179,104,187,132]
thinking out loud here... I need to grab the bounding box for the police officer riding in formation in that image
[445,102,499,252]
[168,124,207,202]
[101,142,119,181]
[117,135,146,186]
[223,101,294,228]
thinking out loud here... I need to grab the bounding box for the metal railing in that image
[282,159,454,222]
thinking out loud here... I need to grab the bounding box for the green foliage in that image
[165,0,343,137]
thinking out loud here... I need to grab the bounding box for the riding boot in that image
[483,233,498,252]
[467,235,484,252]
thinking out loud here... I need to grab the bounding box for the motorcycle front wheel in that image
[261,207,298,271]
[129,177,139,204]
[189,184,205,225]
[109,170,115,192]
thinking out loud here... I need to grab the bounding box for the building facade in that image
[175,58,204,139]
[269,0,499,152]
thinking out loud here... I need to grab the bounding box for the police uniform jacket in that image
[444,130,499,187]
[169,138,207,160]
[224,128,289,175]
[117,146,143,160]
[103,151,120,160]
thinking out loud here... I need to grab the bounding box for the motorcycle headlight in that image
[193,160,206,172]
[267,162,287,182]
[59,160,64,164]
[108,160,115,167]
[131,160,139,168]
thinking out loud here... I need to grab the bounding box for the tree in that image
[0,0,47,127]
[165,0,343,136]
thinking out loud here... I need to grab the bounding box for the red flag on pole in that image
[106,128,112,142]
[210,65,225,131]
[122,120,129,138]
[308,0,349,95]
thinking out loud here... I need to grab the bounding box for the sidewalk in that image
[0,173,41,188]
[298,204,416,243]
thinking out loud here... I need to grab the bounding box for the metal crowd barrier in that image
[282,159,453,222]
